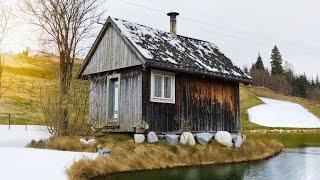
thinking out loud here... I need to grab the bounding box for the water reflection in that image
[100,148,320,180]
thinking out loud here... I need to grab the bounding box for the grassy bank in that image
[66,138,282,180]
[246,131,320,148]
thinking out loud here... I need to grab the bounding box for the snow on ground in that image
[0,125,51,147]
[248,97,320,128]
[0,148,96,180]
[0,125,98,180]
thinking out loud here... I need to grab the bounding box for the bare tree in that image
[24,0,102,136]
[0,1,11,100]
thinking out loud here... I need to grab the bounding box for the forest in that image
[245,45,320,101]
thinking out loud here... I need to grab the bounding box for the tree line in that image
[244,45,320,101]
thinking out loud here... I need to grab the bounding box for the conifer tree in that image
[255,53,265,70]
[270,45,284,75]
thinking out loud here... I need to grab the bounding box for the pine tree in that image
[255,53,265,70]
[270,45,284,75]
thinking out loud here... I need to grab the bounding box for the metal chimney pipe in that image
[167,12,179,38]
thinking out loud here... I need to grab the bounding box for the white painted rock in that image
[234,134,243,148]
[165,134,179,145]
[147,131,158,143]
[214,131,233,147]
[134,134,145,144]
[196,133,213,146]
[79,138,97,146]
[179,132,196,146]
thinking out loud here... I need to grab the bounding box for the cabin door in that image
[107,74,120,124]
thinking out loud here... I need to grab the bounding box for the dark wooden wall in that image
[142,69,240,133]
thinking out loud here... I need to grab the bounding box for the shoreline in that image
[101,148,282,178]
[67,139,283,180]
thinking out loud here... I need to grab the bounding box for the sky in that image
[1,0,320,78]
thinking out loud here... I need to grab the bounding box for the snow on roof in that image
[112,17,251,82]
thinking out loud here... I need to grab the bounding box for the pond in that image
[102,147,320,180]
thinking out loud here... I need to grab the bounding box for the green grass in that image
[240,85,264,130]
[247,132,320,148]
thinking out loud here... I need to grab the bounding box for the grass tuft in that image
[27,137,97,152]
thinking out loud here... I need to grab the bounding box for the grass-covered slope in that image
[240,85,320,131]
[0,55,60,125]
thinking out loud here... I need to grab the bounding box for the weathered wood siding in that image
[89,79,107,127]
[89,69,143,131]
[142,69,240,133]
[118,69,143,131]
[83,25,142,75]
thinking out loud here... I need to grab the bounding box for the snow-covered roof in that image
[78,16,251,83]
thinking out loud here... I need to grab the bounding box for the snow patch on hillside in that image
[248,97,320,128]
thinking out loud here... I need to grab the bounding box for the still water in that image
[104,148,320,180]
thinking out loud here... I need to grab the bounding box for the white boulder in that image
[79,138,97,146]
[134,134,145,144]
[165,134,179,145]
[196,133,213,146]
[147,131,158,143]
[214,131,233,147]
[234,134,243,148]
[179,132,196,146]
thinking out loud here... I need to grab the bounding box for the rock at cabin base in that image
[165,134,179,145]
[79,138,97,146]
[179,132,196,146]
[196,133,213,146]
[214,131,233,147]
[147,131,158,143]
[134,134,145,144]
[234,134,243,148]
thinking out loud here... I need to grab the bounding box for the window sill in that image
[150,98,175,104]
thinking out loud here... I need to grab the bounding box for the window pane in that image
[113,80,119,119]
[154,75,162,97]
[164,76,171,98]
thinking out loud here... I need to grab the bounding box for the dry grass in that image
[66,139,283,180]
[27,137,97,152]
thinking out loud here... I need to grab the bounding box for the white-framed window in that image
[150,70,175,103]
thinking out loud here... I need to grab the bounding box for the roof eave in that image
[145,61,252,84]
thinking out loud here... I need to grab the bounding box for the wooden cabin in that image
[77,12,251,134]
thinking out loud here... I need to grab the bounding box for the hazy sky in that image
[2,0,320,77]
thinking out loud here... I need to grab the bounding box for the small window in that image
[150,70,175,103]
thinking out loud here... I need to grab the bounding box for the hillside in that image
[240,85,320,131]
[0,55,60,125]
[1,55,319,129]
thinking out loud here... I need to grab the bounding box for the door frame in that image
[106,73,121,125]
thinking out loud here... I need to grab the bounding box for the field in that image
[0,55,82,125]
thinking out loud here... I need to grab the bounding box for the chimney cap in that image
[167,12,179,17]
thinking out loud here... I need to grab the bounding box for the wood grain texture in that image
[142,69,240,133]
[89,69,143,131]
[83,26,142,75]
